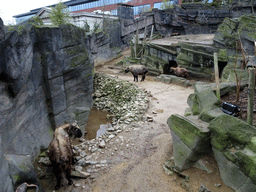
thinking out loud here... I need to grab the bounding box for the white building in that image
[36,7,118,30]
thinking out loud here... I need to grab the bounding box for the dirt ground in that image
[39,49,234,192]
[88,49,233,192]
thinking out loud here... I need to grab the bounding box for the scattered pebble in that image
[74,183,81,187]
[99,140,106,148]
[214,183,221,187]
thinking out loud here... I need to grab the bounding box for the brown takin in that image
[125,64,148,82]
[48,123,82,190]
[170,66,188,78]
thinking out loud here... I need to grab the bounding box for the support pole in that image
[150,25,154,42]
[143,17,147,46]
[214,52,220,100]
[135,21,139,58]
[247,68,255,125]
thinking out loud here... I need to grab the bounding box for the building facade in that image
[13,0,180,24]
[37,7,119,30]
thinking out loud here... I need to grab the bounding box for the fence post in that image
[135,21,138,58]
[214,52,220,99]
[150,25,154,42]
[247,67,255,125]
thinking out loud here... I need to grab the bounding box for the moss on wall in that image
[216,18,238,49]
[237,15,256,40]
[218,49,228,61]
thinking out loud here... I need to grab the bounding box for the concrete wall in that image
[0,21,93,191]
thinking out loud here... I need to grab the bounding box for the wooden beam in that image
[214,52,220,100]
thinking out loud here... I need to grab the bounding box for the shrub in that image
[49,1,70,26]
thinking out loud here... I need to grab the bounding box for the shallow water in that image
[85,107,112,140]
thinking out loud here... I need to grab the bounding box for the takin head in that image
[67,122,83,139]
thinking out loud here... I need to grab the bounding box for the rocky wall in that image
[0,20,93,191]
[121,3,230,41]
[85,20,123,67]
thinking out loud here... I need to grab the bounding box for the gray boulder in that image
[0,17,4,42]
[4,154,42,190]
[209,114,256,191]
[167,114,211,171]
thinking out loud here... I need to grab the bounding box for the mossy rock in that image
[199,107,223,122]
[237,15,256,41]
[171,75,191,87]
[209,114,256,150]
[176,52,193,66]
[167,114,211,149]
[193,82,237,97]
[221,56,249,83]
[212,147,256,192]
[248,137,256,153]
[184,107,192,117]
[235,148,256,183]
[194,88,222,122]
[218,49,228,62]
[168,114,211,171]
[223,68,249,84]
[187,93,200,115]
[214,17,238,49]
[188,84,224,119]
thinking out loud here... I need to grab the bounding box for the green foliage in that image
[7,24,14,32]
[28,16,44,27]
[49,1,70,26]
[82,20,90,32]
[17,25,24,33]
[92,20,101,33]
[161,0,174,9]
[181,0,233,6]
[7,24,24,33]
[33,16,44,26]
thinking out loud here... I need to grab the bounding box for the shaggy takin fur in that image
[170,66,188,78]
[125,64,148,82]
[48,123,82,190]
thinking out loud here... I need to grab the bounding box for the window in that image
[154,2,163,9]
[154,1,177,10]
[111,9,117,15]
[16,14,35,24]
[133,4,150,15]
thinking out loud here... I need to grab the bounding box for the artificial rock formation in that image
[167,114,211,171]
[0,21,93,191]
[167,82,256,191]
[210,115,256,191]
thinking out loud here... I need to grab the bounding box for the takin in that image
[48,122,83,190]
[170,66,188,78]
[125,64,148,82]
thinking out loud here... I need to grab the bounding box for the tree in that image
[161,0,174,9]
[49,1,70,26]
[82,20,90,32]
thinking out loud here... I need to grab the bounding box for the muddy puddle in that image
[84,107,112,140]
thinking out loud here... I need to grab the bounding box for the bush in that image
[49,1,70,25]
[82,20,90,32]
[161,0,174,9]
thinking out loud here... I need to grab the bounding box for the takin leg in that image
[134,74,138,82]
[65,165,73,185]
[141,74,146,81]
[53,164,62,190]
